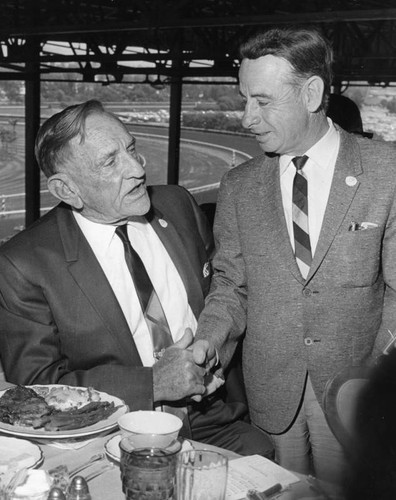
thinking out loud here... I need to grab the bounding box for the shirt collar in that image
[280,118,339,176]
[73,212,150,257]
[73,211,116,258]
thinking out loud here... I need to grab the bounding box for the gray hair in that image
[35,99,119,177]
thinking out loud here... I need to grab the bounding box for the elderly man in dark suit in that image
[194,27,396,484]
[0,100,273,456]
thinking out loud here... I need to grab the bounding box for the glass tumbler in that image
[176,449,228,500]
[119,437,181,500]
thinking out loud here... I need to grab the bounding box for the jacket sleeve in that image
[194,173,248,369]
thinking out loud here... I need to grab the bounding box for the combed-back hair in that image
[35,99,109,178]
[239,27,333,109]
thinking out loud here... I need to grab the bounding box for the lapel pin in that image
[203,262,210,278]
[158,218,168,228]
[345,176,357,187]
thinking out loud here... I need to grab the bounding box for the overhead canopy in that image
[1,0,395,227]
[0,0,395,86]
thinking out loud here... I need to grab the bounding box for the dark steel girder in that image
[0,8,395,85]
[2,9,396,37]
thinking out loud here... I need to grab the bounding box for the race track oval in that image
[134,132,251,188]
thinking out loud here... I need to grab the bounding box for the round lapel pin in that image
[159,218,168,228]
[345,176,357,187]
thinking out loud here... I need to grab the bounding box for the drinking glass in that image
[176,449,228,500]
[119,437,181,500]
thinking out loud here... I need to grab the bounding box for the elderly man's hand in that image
[152,328,207,402]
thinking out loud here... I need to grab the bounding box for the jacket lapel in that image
[148,207,204,320]
[306,129,363,281]
[56,205,143,364]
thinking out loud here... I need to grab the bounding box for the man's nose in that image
[123,152,145,177]
[241,102,260,130]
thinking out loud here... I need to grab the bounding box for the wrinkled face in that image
[239,55,312,156]
[67,113,151,224]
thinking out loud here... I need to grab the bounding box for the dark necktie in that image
[115,224,173,360]
[292,155,312,278]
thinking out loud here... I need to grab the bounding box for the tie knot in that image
[292,155,308,171]
[115,224,129,244]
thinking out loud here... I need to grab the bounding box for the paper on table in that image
[226,455,299,500]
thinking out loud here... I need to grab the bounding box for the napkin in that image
[34,436,97,450]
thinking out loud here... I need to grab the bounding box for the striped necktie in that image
[115,224,173,361]
[292,155,312,278]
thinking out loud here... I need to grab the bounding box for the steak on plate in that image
[0,385,52,427]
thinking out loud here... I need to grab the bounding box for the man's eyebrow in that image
[252,91,272,99]
[96,147,117,165]
[239,90,272,100]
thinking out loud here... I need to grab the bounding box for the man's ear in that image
[47,172,83,210]
[304,75,325,113]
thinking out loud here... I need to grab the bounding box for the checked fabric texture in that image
[292,155,312,278]
[115,224,173,360]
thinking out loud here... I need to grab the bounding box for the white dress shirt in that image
[73,212,197,367]
[279,118,340,256]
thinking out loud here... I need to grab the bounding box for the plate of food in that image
[0,385,128,439]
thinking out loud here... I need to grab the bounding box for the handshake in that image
[152,328,224,404]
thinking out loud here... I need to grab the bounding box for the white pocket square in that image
[349,221,378,231]
[360,222,379,230]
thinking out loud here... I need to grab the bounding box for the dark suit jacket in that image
[0,185,213,414]
[196,128,396,434]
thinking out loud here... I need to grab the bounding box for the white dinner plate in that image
[0,385,128,439]
[105,434,194,462]
[105,434,122,462]
[0,436,43,470]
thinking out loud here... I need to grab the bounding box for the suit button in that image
[302,288,312,297]
[304,337,313,346]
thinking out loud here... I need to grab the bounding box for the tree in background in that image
[40,75,171,104]
[344,88,368,109]
[382,97,396,114]
[0,75,242,110]
[0,81,24,103]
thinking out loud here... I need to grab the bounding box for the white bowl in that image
[117,411,183,447]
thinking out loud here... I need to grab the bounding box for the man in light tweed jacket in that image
[194,27,396,484]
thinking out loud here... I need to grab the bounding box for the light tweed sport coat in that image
[196,127,396,434]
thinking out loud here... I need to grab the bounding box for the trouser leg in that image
[265,374,347,484]
[304,376,347,484]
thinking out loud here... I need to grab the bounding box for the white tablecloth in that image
[0,381,340,500]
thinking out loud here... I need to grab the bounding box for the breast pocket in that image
[329,227,382,287]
